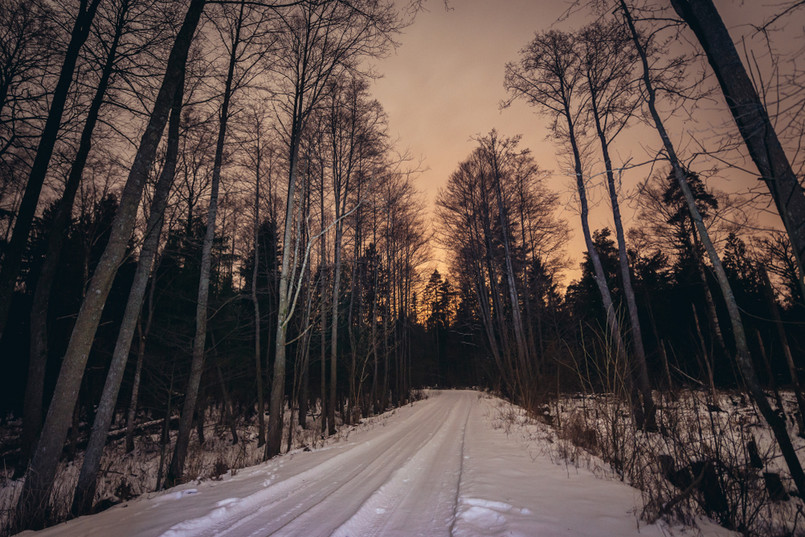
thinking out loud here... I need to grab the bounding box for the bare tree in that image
[0,0,53,198]
[167,0,268,486]
[72,68,184,516]
[578,21,656,427]
[22,0,136,465]
[505,30,647,427]
[265,0,401,459]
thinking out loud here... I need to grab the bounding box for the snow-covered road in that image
[22,390,728,537]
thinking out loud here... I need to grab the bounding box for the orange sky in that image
[370,0,805,285]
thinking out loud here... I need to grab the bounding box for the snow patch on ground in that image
[15,391,739,537]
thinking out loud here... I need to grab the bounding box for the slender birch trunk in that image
[23,1,127,463]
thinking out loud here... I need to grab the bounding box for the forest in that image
[0,0,804,535]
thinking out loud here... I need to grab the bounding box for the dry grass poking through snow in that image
[480,389,805,537]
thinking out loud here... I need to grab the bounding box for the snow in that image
[15,390,736,537]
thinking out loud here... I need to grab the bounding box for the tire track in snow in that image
[158,398,450,537]
[330,392,474,537]
[260,394,466,536]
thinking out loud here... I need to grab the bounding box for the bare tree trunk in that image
[0,0,102,342]
[14,2,204,528]
[756,328,785,412]
[329,211,344,435]
[318,163,328,435]
[563,104,642,426]
[759,265,805,434]
[214,353,238,444]
[71,72,184,516]
[621,0,805,498]
[267,119,302,459]
[167,1,242,484]
[155,366,174,492]
[125,316,147,453]
[590,100,656,428]
[670,0,805,295]
[298,272,313,429]
[22,3,127,463]
[692,304,718,403]
[369,214,379,411]
[486,136,532,389]
[692,231,729,358]
[252,135,265,447]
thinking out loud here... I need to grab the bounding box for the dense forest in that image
[0,0,804,535]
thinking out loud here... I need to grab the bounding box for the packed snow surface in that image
[18,390,732,536]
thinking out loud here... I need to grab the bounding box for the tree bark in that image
[252,131,265,447]
[589,97,656,429]
[22,1,127,463]
[319,170,329,435]
[267,117,302,459]
[564,105,642,426]
[486,136,532,391]
[759,264,805,434]
[125,314,147,454]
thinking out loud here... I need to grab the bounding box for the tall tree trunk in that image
[267,120,302,459]
[14,2,205,529]
[125,310,148,454]
[621,0,805,498]
[759,265,805,434]
[329,209,344,436]
[155,366,174,492]
[214,352,238,444]
[487,139,531,390]
[319,167,328,435]
[252,136,265,447]
[167,1,241,485]
[71,74,184,516]
[692,230,729,358]
[563,105,641,426]
[590,101,656,429]
[0,0,103,342]
[478,180,515,383]
[670,0,805,297]
[22,3,127,463]
[692,303,718,402]
[298,274,313,429]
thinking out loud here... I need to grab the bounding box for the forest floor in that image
[10,390,736,537]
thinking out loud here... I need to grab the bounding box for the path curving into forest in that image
[25,391,708,537]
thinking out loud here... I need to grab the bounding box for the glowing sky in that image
[370,0,805,284]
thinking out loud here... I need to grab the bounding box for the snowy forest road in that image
[26,391,683,537]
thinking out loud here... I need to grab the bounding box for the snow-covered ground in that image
[15,390,734,537]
